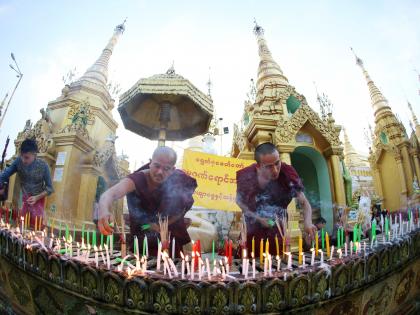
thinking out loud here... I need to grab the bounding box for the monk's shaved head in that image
[152,146,177,166]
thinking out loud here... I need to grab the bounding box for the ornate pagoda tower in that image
[342,128,375,200]
[232,22,346,235]
[7,22,130,228]
[353,50,420,209]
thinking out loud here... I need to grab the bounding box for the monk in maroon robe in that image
[98,146,197,257]
[236,143,316,257]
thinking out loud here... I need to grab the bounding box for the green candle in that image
[73,225,76,241]
[142,237,146,256]
[92,231,97,247]
[321,228,325,250]
[385,217,389,240]
[65,224,69,241]
[87,230,90,246]
[353,224,357,251]
[133,238,137,256]
[9,208,12,224]
[212,240,215,262]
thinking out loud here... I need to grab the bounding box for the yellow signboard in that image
[182,149,254,211]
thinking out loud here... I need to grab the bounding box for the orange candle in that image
[34,216,38,232]
[260,239,263,264]
[315,232,319,256]
[326,232,330,258]
[275,235,279,257]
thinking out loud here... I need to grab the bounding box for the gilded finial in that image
[115,17,127,33]
[253,18,264,36]
[350,47,364,68]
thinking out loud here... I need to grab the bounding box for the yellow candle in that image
[298,235,303,265]
[315,232,319,256]
[265,238,269,255]
[34,215,37,231]
[275,235,280,257]
[51,219,55,234]
[326,232,330,258]
[282,237,285,258]
[39,217,42,231]
[252,237,255,257]
[260,239,264,265]
[25,213,28,229]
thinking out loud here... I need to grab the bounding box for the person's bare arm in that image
[98,178,135,235]
[296,191,317,243]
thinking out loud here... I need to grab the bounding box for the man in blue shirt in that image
[0,139,54,228]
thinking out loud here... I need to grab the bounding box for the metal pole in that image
[0,53,23,130]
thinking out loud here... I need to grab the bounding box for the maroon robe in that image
[236,162,304,257]
[126,164,197,257]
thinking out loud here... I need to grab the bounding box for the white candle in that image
[181,252,185,279]
[134,236,139,258]
[263,253,267,276]
[94,246,98,268]
[104,244,110,269]
[156,241,162,272]
[220,260,226,280]
[310,248,315,266]
[186,256,190,276]
[225,257,229,274]
[350,241,353,256]
[163,255,172,279]
[206,258,211,280]
[276,255,280,271]
[301,253,306,267]
[172,238,175,260]
[168,258,178,277]
[49,234,55,249]
[285,252,292,269]
[344,242,348,257]
[283,272,287,281]
[242,249,247,276]
[198,258,202,280]
[252,252,256,279]
[330,246,334,260]
[20,216,24,234]
[191,252,195,280]
[145,236,149,257]
[318,250,324,264]
[337,248,342,259]
[110,233,114,255]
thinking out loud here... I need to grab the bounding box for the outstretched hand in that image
[303,223,317,247]
[98,209,114,235]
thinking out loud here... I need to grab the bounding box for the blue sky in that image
[0,0,419,167]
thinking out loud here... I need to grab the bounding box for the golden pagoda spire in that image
[80,20,126,86]
[351,48,392,117]
[408,101,420,139]
[343,127,369,168]
[253,20,288,92]
[407,101,419,127]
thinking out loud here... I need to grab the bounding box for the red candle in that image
[224,239,228,258]
[6,207,9,224]
[196,240,201,256]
